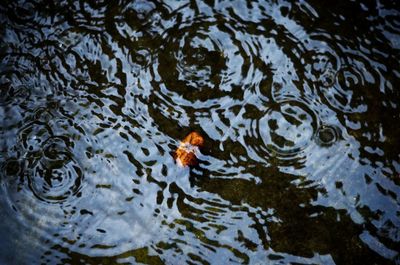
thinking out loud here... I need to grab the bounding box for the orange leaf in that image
[174,132,204,167]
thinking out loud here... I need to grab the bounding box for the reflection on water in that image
[0,0,399,264]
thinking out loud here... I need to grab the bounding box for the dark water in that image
[0,0,399,264]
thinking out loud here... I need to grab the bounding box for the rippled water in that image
[1,1,399,264]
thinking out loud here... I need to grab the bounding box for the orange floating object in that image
[174,132,204,167]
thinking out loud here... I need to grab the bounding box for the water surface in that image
[1,0,400,264]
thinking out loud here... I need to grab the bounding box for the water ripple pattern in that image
[247,100,318,167]
[0,1,399,265]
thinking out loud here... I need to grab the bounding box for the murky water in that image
[1,1,399,264]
